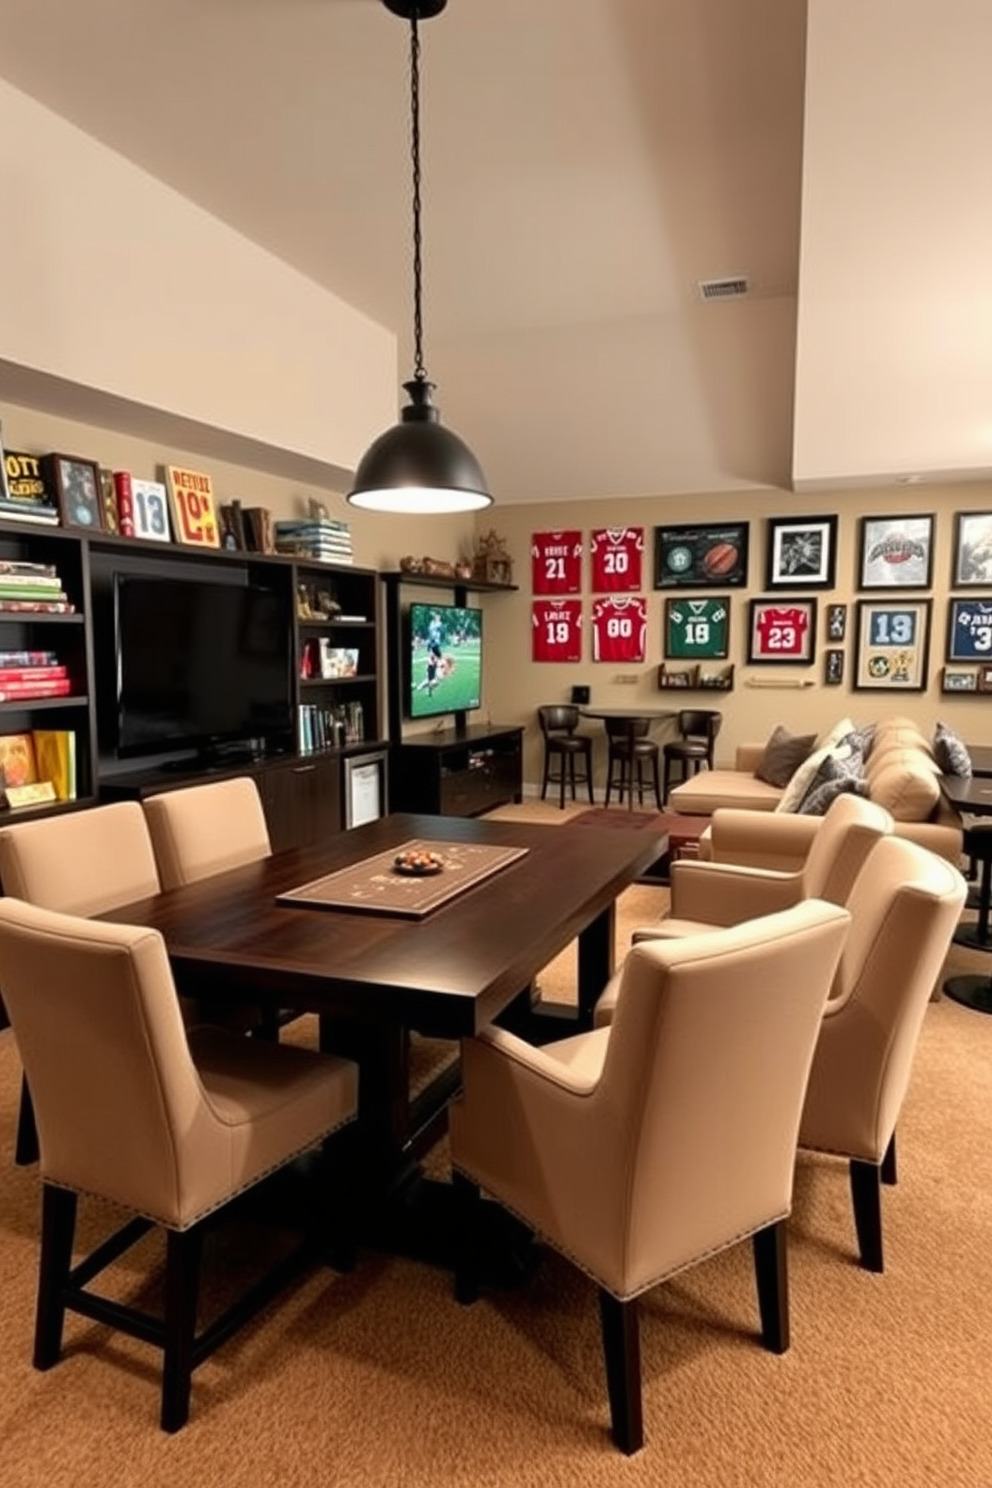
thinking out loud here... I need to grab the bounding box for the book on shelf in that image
[0,589,69,605]
[243,506,275,554]
[31,729,76,801]
[113,471,136,537]
[0,560,57,578]
[0,500,59,525]
[0,649,59,668]
[0,677,72,700]
[0,580,66,600]
[98,468,120,535]
[0,599,75,614]
[164,465,220,548]
[0,665,68,684]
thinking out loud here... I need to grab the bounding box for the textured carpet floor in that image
[1,807,991,1487]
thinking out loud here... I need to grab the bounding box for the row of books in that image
[297,701,365,753]
[275,518,354,565]
[0,559,76,616]
[0,729,76,805]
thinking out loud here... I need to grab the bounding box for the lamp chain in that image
[409,8,427,386]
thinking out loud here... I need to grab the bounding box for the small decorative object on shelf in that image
[112,472,136,537]
[0,449,59,525]
[472,529,514,585]
[43,454,105,532]
[296,582,342,622]
[164,465,220,547]
[657,662,734,692]
[97,469,119,534]
[130,479,172,543]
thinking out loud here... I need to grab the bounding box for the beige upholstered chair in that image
[450,900,850,1454]
[0,897,359,1432]
[797,835,965,1272]
[0,802,162,1165]
[141,776,272,889]
[592,793,891,1028]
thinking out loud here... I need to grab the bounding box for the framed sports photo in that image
[826,603,847,641]
[664,596,730,660]
[854,598,931,691]
[654,522,749,589]
[942,667,978,694]
[44,454,104,532]
[952,511,992,587]
[824,649,845,686]
[765,515,837,589]
[946,597,992,662]
[747,598,817,665]
[858,514,934,589]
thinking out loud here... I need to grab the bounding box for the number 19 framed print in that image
[854,598,931,691]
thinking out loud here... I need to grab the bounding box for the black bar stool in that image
[604,717,662,810]
[662,709,722,803]
[538,705,595,809]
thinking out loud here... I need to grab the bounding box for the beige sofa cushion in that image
[668,769,782,814]
[865,750,941,821]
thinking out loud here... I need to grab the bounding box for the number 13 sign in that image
[165,466,220,548]
[854,599,932,691]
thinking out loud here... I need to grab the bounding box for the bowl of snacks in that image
[393,849,445,877]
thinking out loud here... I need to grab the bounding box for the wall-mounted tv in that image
[115,574,294,760]
[406,601,483,720]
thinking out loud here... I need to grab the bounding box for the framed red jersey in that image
[591,596,647,663]
[747,599,817,664]
[531,530,583,595]
[590,527,644,592]
[532,599,583,662]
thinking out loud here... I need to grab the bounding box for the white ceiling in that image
[0,0,808,504]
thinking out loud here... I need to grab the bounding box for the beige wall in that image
[480,485,992,794]
[0,79,396,483]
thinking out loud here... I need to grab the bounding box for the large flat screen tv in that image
[115,574,294,760]
[406,601,483,720]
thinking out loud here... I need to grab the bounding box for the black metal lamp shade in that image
[348,380,492,514]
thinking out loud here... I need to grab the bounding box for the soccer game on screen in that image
[408,604,482,718]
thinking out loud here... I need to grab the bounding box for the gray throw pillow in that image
[797,747,867,815]
[756,724,818,788]
[933,722,972,777]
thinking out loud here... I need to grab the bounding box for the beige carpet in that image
[1,806,991,1487]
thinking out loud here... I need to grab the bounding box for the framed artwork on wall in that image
[853,598,931,691]
[951,511,992,587]
[653,522,749,588]
[826,603,847,641]
[747,598,817,664]
[858,514,934,589]
[43,454,105,532]
[941,667,979,694]
[765,515,837,589]
[945,597,992,662]
[664,596,730,660]
[824,649,844,686]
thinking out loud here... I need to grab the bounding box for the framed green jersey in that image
[665,596,731,659]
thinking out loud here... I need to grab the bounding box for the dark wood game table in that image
[99,812,666,1171]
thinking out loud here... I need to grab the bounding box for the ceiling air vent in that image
[697,276,749,301]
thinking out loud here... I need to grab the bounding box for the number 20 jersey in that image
[590,528,644,592]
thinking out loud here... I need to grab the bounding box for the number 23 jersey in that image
[754,605,809,658]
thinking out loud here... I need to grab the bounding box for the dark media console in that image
[391,724,523,818]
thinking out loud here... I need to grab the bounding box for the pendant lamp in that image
[348,0,493,514]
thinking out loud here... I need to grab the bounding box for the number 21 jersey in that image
[531,530,582,595]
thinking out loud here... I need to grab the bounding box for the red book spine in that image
[113,471,135,537]
[0,665,68,684]
[0,678,72,700]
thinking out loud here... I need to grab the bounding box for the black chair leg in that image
[881,1131,897,1186]
[34,1183,77,1370]
[15,1075,40,1166]
[585,747,595,804]
[849,1159,884,1273]
[161,1224,204,1433]
[453,1172,483,1304]
[598,1290,643,1454]
[752,1218,789,1353]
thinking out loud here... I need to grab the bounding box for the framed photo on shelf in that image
[945,597,992,662]
[858,514,934,590]
[765,515,837,589]
[44,454,104,532]
[978,666,992,695]
[942,667,978,694]
[951,511,992,588]
[664,596,730,660]
[130,479,172,542]
[826,603,847,641]
[853,598,931,691]
[653,521,749,589]
[747,598,817,664]
[824,649,844,686]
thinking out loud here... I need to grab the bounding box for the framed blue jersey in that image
[947,598,992,661]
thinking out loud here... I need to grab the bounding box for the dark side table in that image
[941,774,992,1013]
